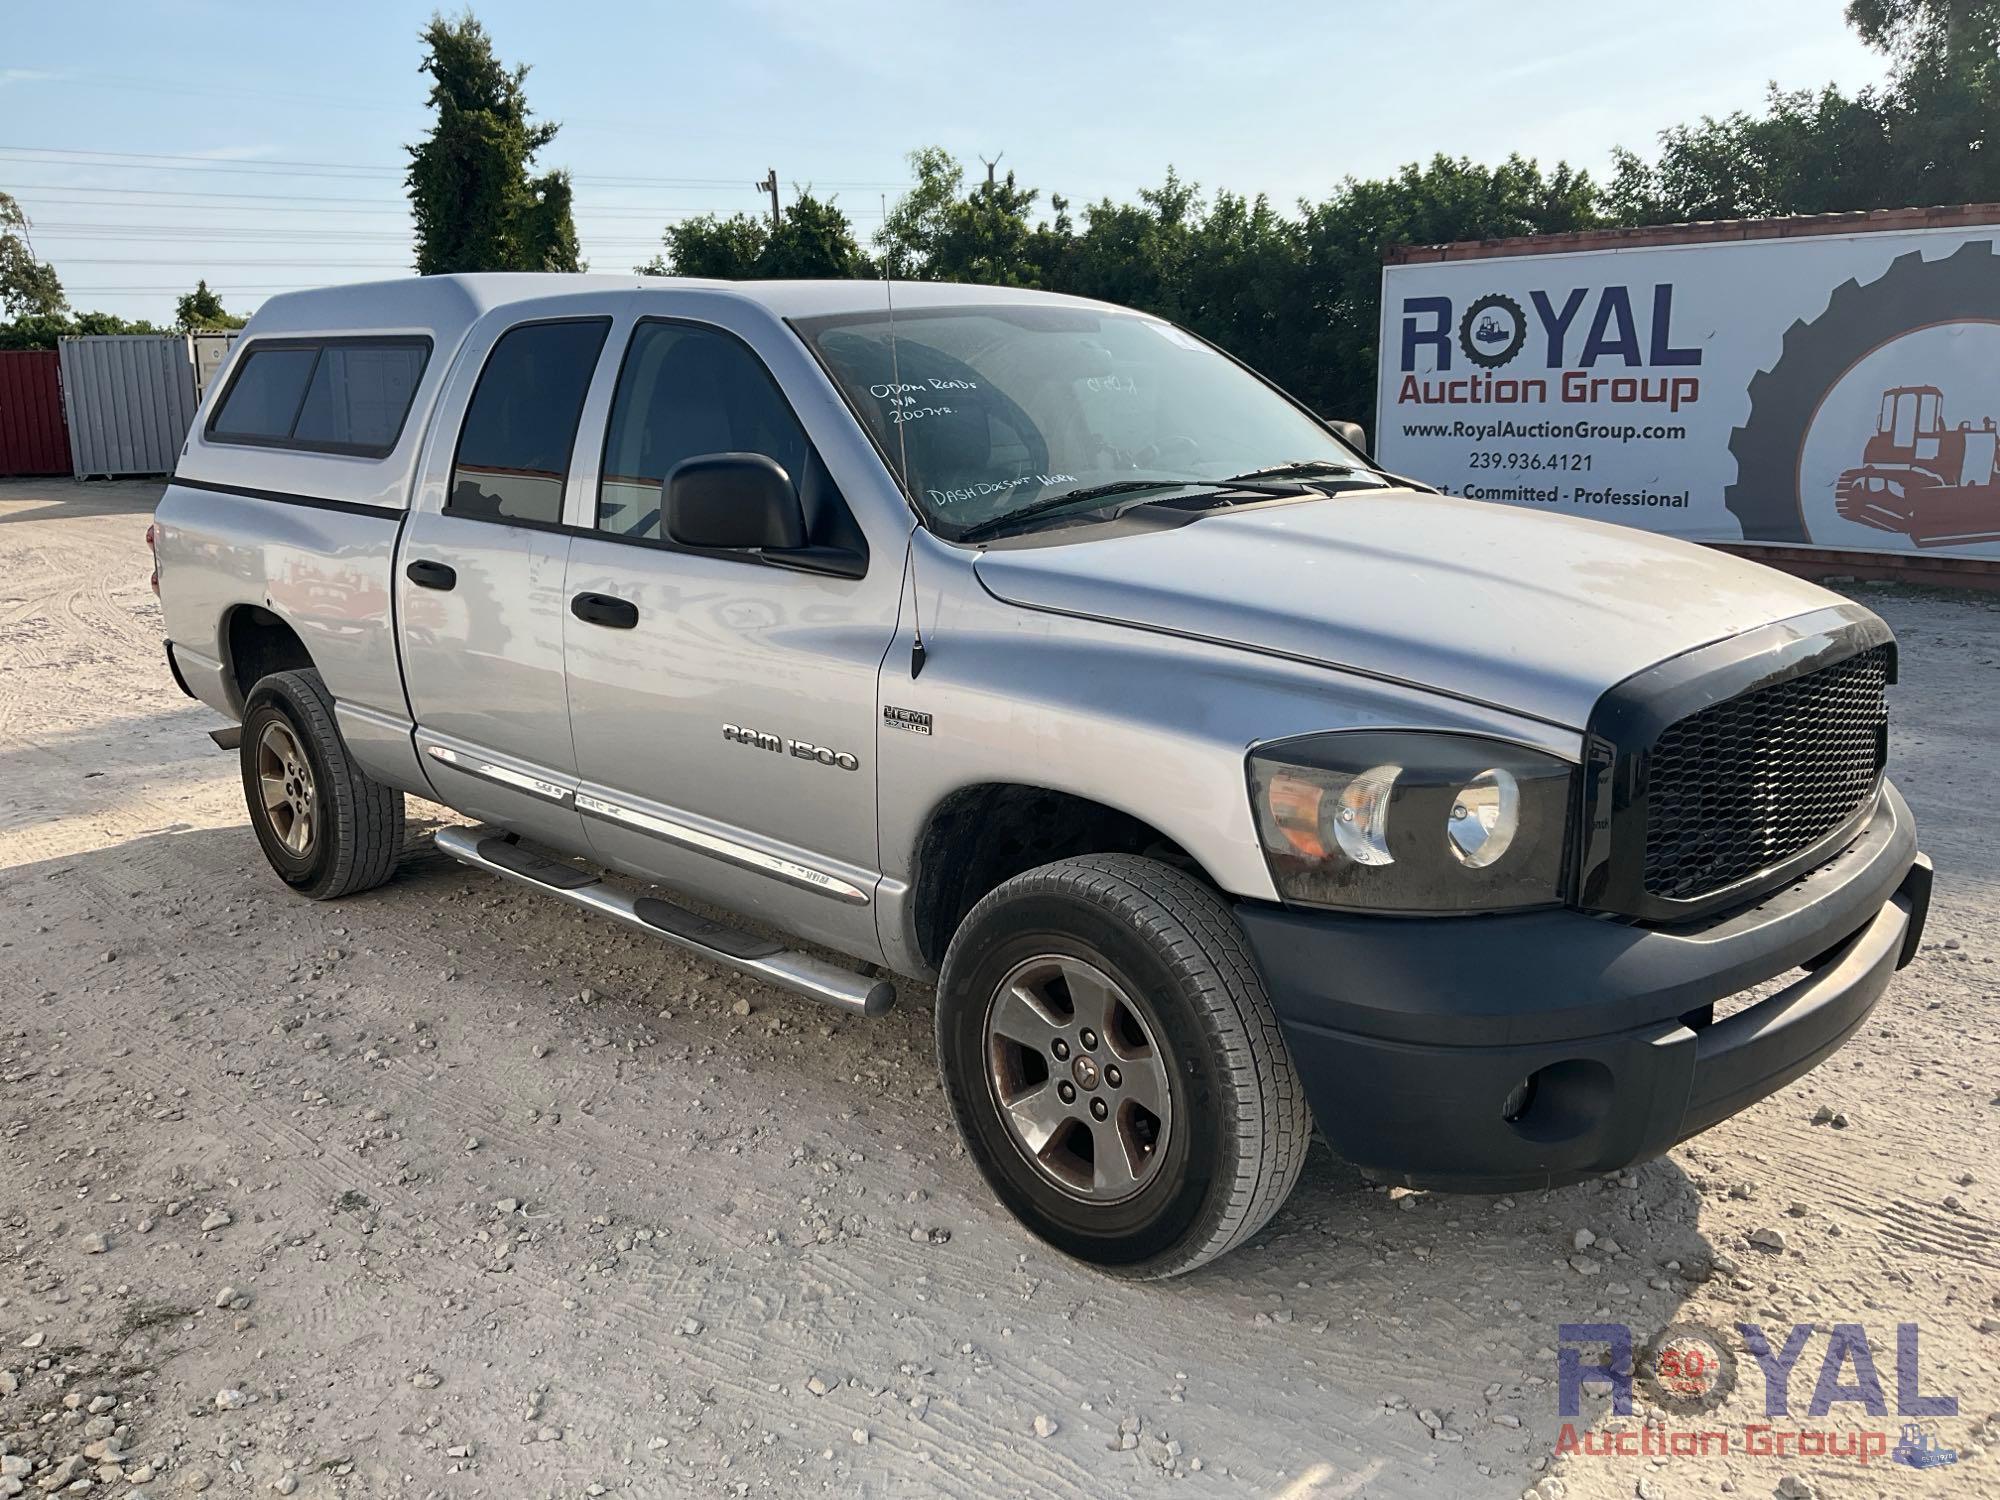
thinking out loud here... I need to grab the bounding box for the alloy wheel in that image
[983,954,1174,1203]
[256,720,316,858]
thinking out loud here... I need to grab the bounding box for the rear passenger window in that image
[597,322,808,540]
[449,320,609,527]
[207,338,430,456]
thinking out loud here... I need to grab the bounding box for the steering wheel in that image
[1134,435,1202,472]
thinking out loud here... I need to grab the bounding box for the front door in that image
[560,316,900,960]
[398,310,615,849]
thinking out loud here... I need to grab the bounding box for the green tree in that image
[406,11,581,274]
[930,167,1043,285]
[876,146,965,276]
[1023,191,1076,289]
[76,310,164,336]
[759,189,870,278]
[1889,56,2000,201]
[516,169,583,274]
[1179,191,1305,383]
[1606,86,1902,222]
[174,279,248,332]
[1290,155,1603,421]
[1845,0,2000,70]
[0,313,74,350]
[877,148,1047,285]
[0,192,66,319]
[639,189,866,279]
[0,309,164,351]
[1066,169,1205,318]
[641,212,768,278]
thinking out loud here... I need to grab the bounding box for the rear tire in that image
[240,668,403,900]
[937,854,1309,1278]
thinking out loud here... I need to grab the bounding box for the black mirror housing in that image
[1325,418,1369,457]
[665,453,808,551]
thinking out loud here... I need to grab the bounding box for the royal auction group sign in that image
[1375,220,2000,560]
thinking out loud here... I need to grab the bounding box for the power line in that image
[56,258,417,267]
[0,145,909,190]
[7,183,412,207]
[20,221,877,247]
[7,192,881,223]
[2,147,392,179]
[10,190,744,219]
[0,71,889,153]
[63,284,390,293]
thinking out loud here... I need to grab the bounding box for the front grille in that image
[1642,645,1889,902]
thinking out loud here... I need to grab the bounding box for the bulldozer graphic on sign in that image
[1836,384,2000,547]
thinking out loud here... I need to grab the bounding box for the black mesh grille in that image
[1642,646,1889,902]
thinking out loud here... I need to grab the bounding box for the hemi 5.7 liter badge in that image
[883,705,933,736]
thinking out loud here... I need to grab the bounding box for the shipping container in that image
[0,349,70,476]
[58,333,199,479]
[190,330,240,399]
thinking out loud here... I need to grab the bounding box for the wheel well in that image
[911,784,1206,971]
[224,605,313,708]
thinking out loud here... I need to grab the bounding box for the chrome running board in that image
[433,824,895,1016]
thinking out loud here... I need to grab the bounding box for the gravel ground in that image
[0,477,1995,1500]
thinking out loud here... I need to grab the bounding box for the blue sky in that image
[3,0,1889,322]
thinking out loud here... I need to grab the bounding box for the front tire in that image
[937,854,1309,1278]
[240,668,403,900]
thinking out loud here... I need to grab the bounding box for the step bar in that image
[433,825,895,1016]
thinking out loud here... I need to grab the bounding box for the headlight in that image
[1248,732,1573,913]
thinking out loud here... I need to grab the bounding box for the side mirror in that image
[665,453,808,551]
[1325,418,1369,457]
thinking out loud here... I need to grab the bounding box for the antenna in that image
[881,203,913,495]
[883,195,925,679]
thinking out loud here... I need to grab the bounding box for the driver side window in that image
[597,322,810,541]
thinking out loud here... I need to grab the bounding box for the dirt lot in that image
[0,476,1995,1500]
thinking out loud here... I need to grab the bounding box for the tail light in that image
[146,522,160,595]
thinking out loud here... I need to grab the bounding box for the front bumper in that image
[1237,781,1929,1192]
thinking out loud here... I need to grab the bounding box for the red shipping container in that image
[0,350,71,476]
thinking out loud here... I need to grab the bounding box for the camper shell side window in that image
[205,336,433,459]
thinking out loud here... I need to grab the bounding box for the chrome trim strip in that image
[574,790,871,906]
[424,744,573,805]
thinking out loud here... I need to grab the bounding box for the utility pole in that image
[978,152,1003,196]
[755,168,780,229]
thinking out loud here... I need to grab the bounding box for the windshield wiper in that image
[952,467,1357,542]
[1215,459,1358,484]
[954,480,1201,541]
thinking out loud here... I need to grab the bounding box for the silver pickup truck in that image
[152,274,1931,1277]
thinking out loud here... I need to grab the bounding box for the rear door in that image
[559,311,901,960]
[397,303,623,848]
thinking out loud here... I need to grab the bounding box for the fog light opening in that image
[1502,1058,1616,1144]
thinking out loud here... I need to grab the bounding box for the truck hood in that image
[971,490,1846,730]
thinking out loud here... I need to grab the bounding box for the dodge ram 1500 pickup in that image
[152,274,1931,1277]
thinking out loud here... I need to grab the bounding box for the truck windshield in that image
[795,303,1373,537]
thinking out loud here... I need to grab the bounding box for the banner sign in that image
[1375,224,2000,559]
